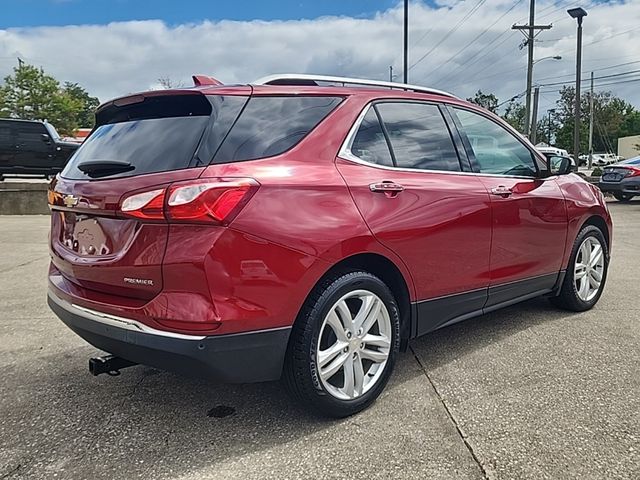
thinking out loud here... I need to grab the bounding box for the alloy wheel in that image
[316,290,392,400]
[574,236,605,302]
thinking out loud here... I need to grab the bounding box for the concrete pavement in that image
[1,201,639,479]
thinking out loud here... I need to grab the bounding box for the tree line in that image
[0,63,99,136]
[468,89,640,155]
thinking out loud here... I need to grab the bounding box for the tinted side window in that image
[350,108,393,167]
[454,108,537,177]
[212,96,342,163]
[375,102,460,172]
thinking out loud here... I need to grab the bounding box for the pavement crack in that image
[0,463,22,479]
[0,255,48,275]
[410,346,491,480]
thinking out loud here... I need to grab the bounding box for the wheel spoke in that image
[325,311,348,341]
[355,296,382,335]
[588,272,600,289]
[335,300,354,333]
[320,351,349,381]
[343,355,355,398]
[574,266,587,280]
[318,341,347,368]
[589,246,603,268]
[353,355,365,396]
[590,268,602,282]
[579,276,590,300]
[360,347,388,363]
[362,333,391,349]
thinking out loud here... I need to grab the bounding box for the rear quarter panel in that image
[555,174,612,267]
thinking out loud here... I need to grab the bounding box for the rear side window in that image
[375,102,461,172]
[350,109,394,167]
[212,96,342,163]
[62,95,246,180]
[17,122,49,152]
[0,124,12,146]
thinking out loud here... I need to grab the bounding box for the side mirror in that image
[41,133,52,145]
[549,156,573,175]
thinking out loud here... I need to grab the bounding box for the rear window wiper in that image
[76,160,134,177]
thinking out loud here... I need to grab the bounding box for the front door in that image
[337,101,492,335]
[450,106,568,307]
[15,122,52,172]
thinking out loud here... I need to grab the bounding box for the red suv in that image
[47,74,612,417]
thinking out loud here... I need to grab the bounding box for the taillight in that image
[119,178,258,224]
[626,167,640,177]
[120,189,165,220]
[166,178,259,224]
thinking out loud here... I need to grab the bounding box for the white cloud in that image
[0,0,639,116]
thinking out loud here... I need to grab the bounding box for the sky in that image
[0,0,639,119]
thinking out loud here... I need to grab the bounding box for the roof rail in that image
[252,73,457,98]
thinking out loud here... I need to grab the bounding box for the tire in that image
[613,193,633,202]
[551,225,608,312]
[283,270,400,418]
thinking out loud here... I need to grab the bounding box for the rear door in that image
[450,106,567,306]
[0,122,15,169]
[337,100,492,335]
[49,91,249,300]
[14,122,51,171]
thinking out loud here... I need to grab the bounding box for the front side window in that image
[454,108,537,177]
[375,102,461,172]
[349,108,394,167]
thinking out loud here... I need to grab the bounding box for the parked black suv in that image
[0,119,79,180]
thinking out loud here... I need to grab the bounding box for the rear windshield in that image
[62,94,246,180]
[212,96,342,163]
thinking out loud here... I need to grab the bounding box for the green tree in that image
[0,63,99,135]
[501,100,526,133]
[63,82,100,128]
[467,90,499,113]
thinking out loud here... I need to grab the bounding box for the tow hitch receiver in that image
[89,355,137,376]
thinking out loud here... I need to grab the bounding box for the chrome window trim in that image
[338,102,540,181]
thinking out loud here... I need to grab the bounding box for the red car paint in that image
[48,83,612,344]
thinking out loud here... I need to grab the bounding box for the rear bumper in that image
[599,179,640,195]
[47,289,291,383]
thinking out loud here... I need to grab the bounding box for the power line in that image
[539,68,640,87]
[408,0,488,71]
[426,0,524,82]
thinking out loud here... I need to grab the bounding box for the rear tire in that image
[283,270,400,418]
[613,193,633,202]
[551,225,608,312]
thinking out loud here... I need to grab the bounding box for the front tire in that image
[551,225,608,312]
[283,270,400,417]
[613,193,633,202]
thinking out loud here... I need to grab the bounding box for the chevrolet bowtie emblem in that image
[62,195,79,207]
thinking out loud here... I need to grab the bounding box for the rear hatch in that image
[49,89,250,300]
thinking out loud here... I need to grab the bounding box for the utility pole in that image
[389,66,393,82]
[403,0,408,84]
[588,71,594,169]
[547,108,556,144]
[512,1,552,138]
[531,86,540,144]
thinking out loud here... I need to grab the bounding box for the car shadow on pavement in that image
[2,296,575,479]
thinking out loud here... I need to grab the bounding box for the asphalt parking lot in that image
[1,201,639,480]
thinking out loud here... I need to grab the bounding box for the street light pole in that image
[403,0,408,84]
[568,7,587,163]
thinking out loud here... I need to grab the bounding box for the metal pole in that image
[547,109,555,144]
[524,0,535,138]
[588,71,594,169]
[389,66,393,82]
[403,0,408,84]
[531,86,540,144]
[573,16,583,164]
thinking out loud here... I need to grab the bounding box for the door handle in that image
[369,181,405,193]
[490,185,513,198]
